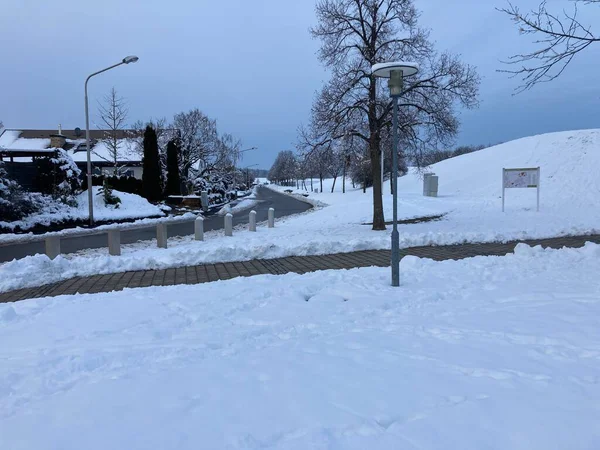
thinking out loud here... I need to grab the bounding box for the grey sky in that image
[1,0,598,168]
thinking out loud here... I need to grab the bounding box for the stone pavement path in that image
[1,234,599,303]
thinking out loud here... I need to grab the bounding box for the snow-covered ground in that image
[1,244,599,449]
[1,129,599,293]
[0,187,165,232]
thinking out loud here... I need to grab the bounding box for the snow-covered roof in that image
[70,138,141,163]
[0,129,141,162]
[0,130,53,152]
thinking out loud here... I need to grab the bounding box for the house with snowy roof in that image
[0,126,143,185]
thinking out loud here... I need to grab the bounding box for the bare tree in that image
[301,0,479,230]
[268,151,297,185]
[172,109,220,182]
[131,118,171,156]
[97,88,128,175]
[499,1,600,92]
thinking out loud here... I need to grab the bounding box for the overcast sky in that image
[1,0,598,168]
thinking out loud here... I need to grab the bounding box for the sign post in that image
[502,167,540,212]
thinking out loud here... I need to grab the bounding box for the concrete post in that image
[157,223,168,248]
[45,236,60,260]
[195,217,204,241]
[249,210,257,231]
[107,229,121,256]
[201,191,209,213]
[268,207,275,228]
[225,213,233,236]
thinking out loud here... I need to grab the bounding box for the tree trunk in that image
[331,176,337,193]
[369,80,385,230]
[390,167,393,195]
[320,174,323,193]
[342,161,346,194]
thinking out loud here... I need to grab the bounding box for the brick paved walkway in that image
[1,234,599,303]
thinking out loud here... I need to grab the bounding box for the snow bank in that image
[0,187,164,231]
[1,245,599,449]
[218,198,260,216]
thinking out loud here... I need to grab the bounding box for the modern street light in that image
[84,55,139,226]
[372,61,419,287]
[244,163,259,186]
[233,146,257,193]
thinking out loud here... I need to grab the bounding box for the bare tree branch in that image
[97,87,128,175]
[499,0,600,92]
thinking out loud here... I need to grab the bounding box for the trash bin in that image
[427,176,439,197]
[423,173,435,196]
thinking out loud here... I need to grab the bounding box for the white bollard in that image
[195,217,204,241]
[157,223,168,248]
[268,207,275,228]
[225,213,233,237]
[45,236,61,259]
[201,191,209,213]
[249,210,257,232]
[108,229,121,256]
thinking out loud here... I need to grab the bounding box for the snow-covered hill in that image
[399,129,600,212]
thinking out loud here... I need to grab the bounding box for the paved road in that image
[1,233,598,303]
[0,187,312,262]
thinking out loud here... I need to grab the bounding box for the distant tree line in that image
[268,143,489,193]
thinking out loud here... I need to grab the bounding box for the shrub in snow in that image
[34,149,82,205]
[83,175,143,196]
[192,170,245,205]
[0,162,41,221]
[97,179,121,208]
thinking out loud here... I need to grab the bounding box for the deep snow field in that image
[1,129,599,293]
[1,243,599,449]
[1,129,600,449]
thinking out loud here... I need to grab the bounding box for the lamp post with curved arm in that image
[232,146,257,194]
[84,55,139,226]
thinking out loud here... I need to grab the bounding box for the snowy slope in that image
[1,244,600,449]
[1,129,599,292]
[399,129,600,210]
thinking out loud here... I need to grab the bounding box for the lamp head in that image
[122,55,139,64]
[371,61,419,97]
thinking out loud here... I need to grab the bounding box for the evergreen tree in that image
[142,125,162,202]
[165,138,181,196]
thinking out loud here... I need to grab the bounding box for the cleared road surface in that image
[0,187,312,262]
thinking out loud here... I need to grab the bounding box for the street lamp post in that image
[233,146,257,194]
[372,61,419,287]
[244,164,259,186]
[84,55,139,226]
